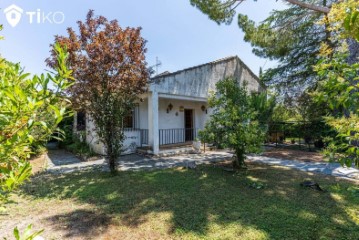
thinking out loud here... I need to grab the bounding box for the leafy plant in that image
[0,43,73,203]
[2,224,44,240]
[65,135,97,161]
[57,116,75,147]
[315,0,359,167]
[0,43,73,238]
[199,78,274,168]
[46,10,149,174]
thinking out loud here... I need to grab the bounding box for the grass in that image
[1,163,359,240]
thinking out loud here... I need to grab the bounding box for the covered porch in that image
[137,91,208,155]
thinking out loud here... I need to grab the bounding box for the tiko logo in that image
[4,4,23,27]
[3,4,65,27]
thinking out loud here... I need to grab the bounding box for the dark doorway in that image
[184,109,194,141]
[76,111,86,131]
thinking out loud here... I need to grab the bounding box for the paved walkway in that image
[45,150,359,181]
[47,150,82,167]
[46,150,232,174]
[248,155,359,181]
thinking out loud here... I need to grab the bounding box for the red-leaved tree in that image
[47,10,149,173]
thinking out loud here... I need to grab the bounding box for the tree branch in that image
[283,0,330,14]
[232,0,331,14]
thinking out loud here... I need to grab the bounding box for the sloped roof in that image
[151,55,261,86]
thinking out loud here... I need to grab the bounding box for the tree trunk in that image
[233,148,246,169]
[105,131,117,175]
[108,154,117,175]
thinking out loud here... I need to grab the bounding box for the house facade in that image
[76,56,264,155]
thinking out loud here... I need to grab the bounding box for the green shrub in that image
[65,136,96,161]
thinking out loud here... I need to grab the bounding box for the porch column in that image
[148,91,159,155]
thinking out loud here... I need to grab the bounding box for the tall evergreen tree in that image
[237,3,329,96]
[189,0,340,97]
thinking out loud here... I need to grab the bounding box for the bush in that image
[65,136,96,161]
[199,78,274,168]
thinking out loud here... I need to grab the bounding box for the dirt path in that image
[262,147,325,162]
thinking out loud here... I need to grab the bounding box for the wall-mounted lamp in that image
[201,105,208,114]
[179,106,184,112]
[166,103,173,114]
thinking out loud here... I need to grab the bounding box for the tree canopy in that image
[47,10,149,173]
[199,78,274,168]
[237,4,328,96]
[190,0,331,25]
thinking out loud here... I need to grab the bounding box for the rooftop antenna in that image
[155,57,162,75]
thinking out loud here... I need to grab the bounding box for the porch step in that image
[137,145,201,157]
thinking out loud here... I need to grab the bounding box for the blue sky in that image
[0,0,287,76]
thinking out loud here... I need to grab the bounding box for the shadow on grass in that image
[46,209,111,239]
[22,163,359,239]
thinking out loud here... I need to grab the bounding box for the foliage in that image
[315,1,359,167]
[296,90,330,121]
[47,10,149,174]
[316,48,359,167]
[4,224,44,240]
[65,134,97,161]
[199,78,273,168]
[189,0,238,24]
[190,0,338,106]
[57,116,75,147]
[189,0,331,24]
[237,3,328,96]
[250,89,276,123]
[325,0,359,41]
[0,43,72,240]
[271,104,297,122]
[0,44,73,203]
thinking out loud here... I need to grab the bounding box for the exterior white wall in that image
[122,130,141,154]
[85,115,106,155]
[84,115,142,155]
[158,98,207,130]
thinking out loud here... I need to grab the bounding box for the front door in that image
[184,109,194,141]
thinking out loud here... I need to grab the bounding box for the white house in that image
[75,56,264,155]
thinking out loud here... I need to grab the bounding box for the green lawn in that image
[1,163,359,239]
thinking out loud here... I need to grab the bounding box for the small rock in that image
[186,161,197,169]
